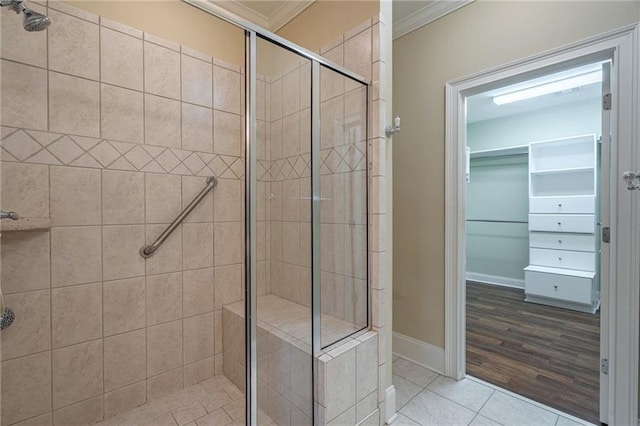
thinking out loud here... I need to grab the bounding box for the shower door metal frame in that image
[182,2,370,424]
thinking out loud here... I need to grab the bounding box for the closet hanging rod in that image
[466,219,528,224]
[140,176,218,258]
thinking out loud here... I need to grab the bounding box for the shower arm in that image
[0,0,24,13]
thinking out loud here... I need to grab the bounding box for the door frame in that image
[443,23,639,425]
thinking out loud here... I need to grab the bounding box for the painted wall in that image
[466,99,601,285]
[277,0,379,53]
[64,0,244,65]
[393,0,639,349]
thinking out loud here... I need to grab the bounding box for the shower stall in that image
[0,1,386,425]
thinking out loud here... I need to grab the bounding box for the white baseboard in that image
[384,385,397,425]
[392,332,444,374]
[466,272,524,289]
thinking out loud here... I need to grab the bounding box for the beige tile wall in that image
[0,2,244,425]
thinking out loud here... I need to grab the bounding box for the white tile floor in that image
[96,375,272,426]
[391,356,596,426]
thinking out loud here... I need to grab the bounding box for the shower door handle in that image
[622,171,640,190]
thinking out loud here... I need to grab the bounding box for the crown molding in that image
[207,0,314,32]
[270,0,315,32]
[393,0,475,40]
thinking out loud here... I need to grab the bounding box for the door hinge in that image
[603,93,612,110]
[602,226,610,243]
[601,358,609,375]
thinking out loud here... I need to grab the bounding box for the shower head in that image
[22,5,51,31]
[0,0,51,32]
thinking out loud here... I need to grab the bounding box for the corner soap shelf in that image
[1,218,51,232]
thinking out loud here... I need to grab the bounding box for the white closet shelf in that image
[530,167,594,175]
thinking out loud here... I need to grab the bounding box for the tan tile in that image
[172,400,207,426]
[48,9,99,79]
[1,162,49,219]
[320,223,345,275]
[53,395,103,426]
[147,368,183,401]
[269,77,282,121]
[282,112,300,158]
[11,412,52,426]
[195,408,231,426]
[214,264,242,309]
[299,62,311,110]
[102,170,145,225]
[1,290,50,360]
[104,381,147,419]
[0,2,47,67]
[183,312,214,364]
[51,226,102,287]
[283,67,300,116]
[145,173,182,223]
[214,310,223,354]
[50,166,101,226]
[102,84,144,144]
[103,225,145,281]
[104,329,146,392]
[182,103,213,153]
[141,412,178,426]
[183,223,214,270]
[213,179,242,222]
[101,27,144,91]
[144,32,180,52]
[182,55,213,107]
[100,16,142,38]
[147,321,183,376]
[214,66,241,114]
[1,352,51,425]
[184,356,215,387]
[182,176,214,223]
[269,119,283,161]
[146,272,182,326]
[214,222,242,266]
[52,340,103,409]
[49,71,100,137]
[0,59,47,130]
[213,110,241,158]
[145,223,183,274]
[283,222,300,265]
[145,94,181,149]
[344,28,372,82]
[144,41,180,100]
[52,282,102,348]
[103,276,146,336]
[183,268,214,316]
[1,229,50,295]
[48,0,98,22]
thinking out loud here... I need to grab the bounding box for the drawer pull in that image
[553,285,558,290]
[558,240,563,244]
[557,222,562,226]
[558,203,562,207]
[558,257,562,261]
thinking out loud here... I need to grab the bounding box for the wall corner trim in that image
[393,0,475,40]
[384,385,398,425]
[392,332,445,374]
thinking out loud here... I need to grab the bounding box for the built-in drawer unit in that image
[529,232,596,252]
[528,214,595,233]
[524,269,594,305]
[529,196,595,214]
[529,248,596,271]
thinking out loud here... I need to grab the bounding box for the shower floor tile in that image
[97,375,273,426]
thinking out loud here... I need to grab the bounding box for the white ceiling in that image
[467,63,605,123]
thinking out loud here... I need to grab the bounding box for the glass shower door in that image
[253,35,313,425]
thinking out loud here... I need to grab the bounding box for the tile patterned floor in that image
[96,375,271,426]
[392,356,597,426]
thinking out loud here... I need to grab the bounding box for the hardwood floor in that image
[466,281,600,424]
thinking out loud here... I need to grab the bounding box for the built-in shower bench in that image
[222,294,380,425]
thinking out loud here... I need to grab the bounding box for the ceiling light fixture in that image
[493,70,602,105]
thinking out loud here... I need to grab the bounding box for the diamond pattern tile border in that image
[0,127,244,180]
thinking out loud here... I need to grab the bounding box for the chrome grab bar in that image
[140,176,218,258]
[0,211,19,220]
